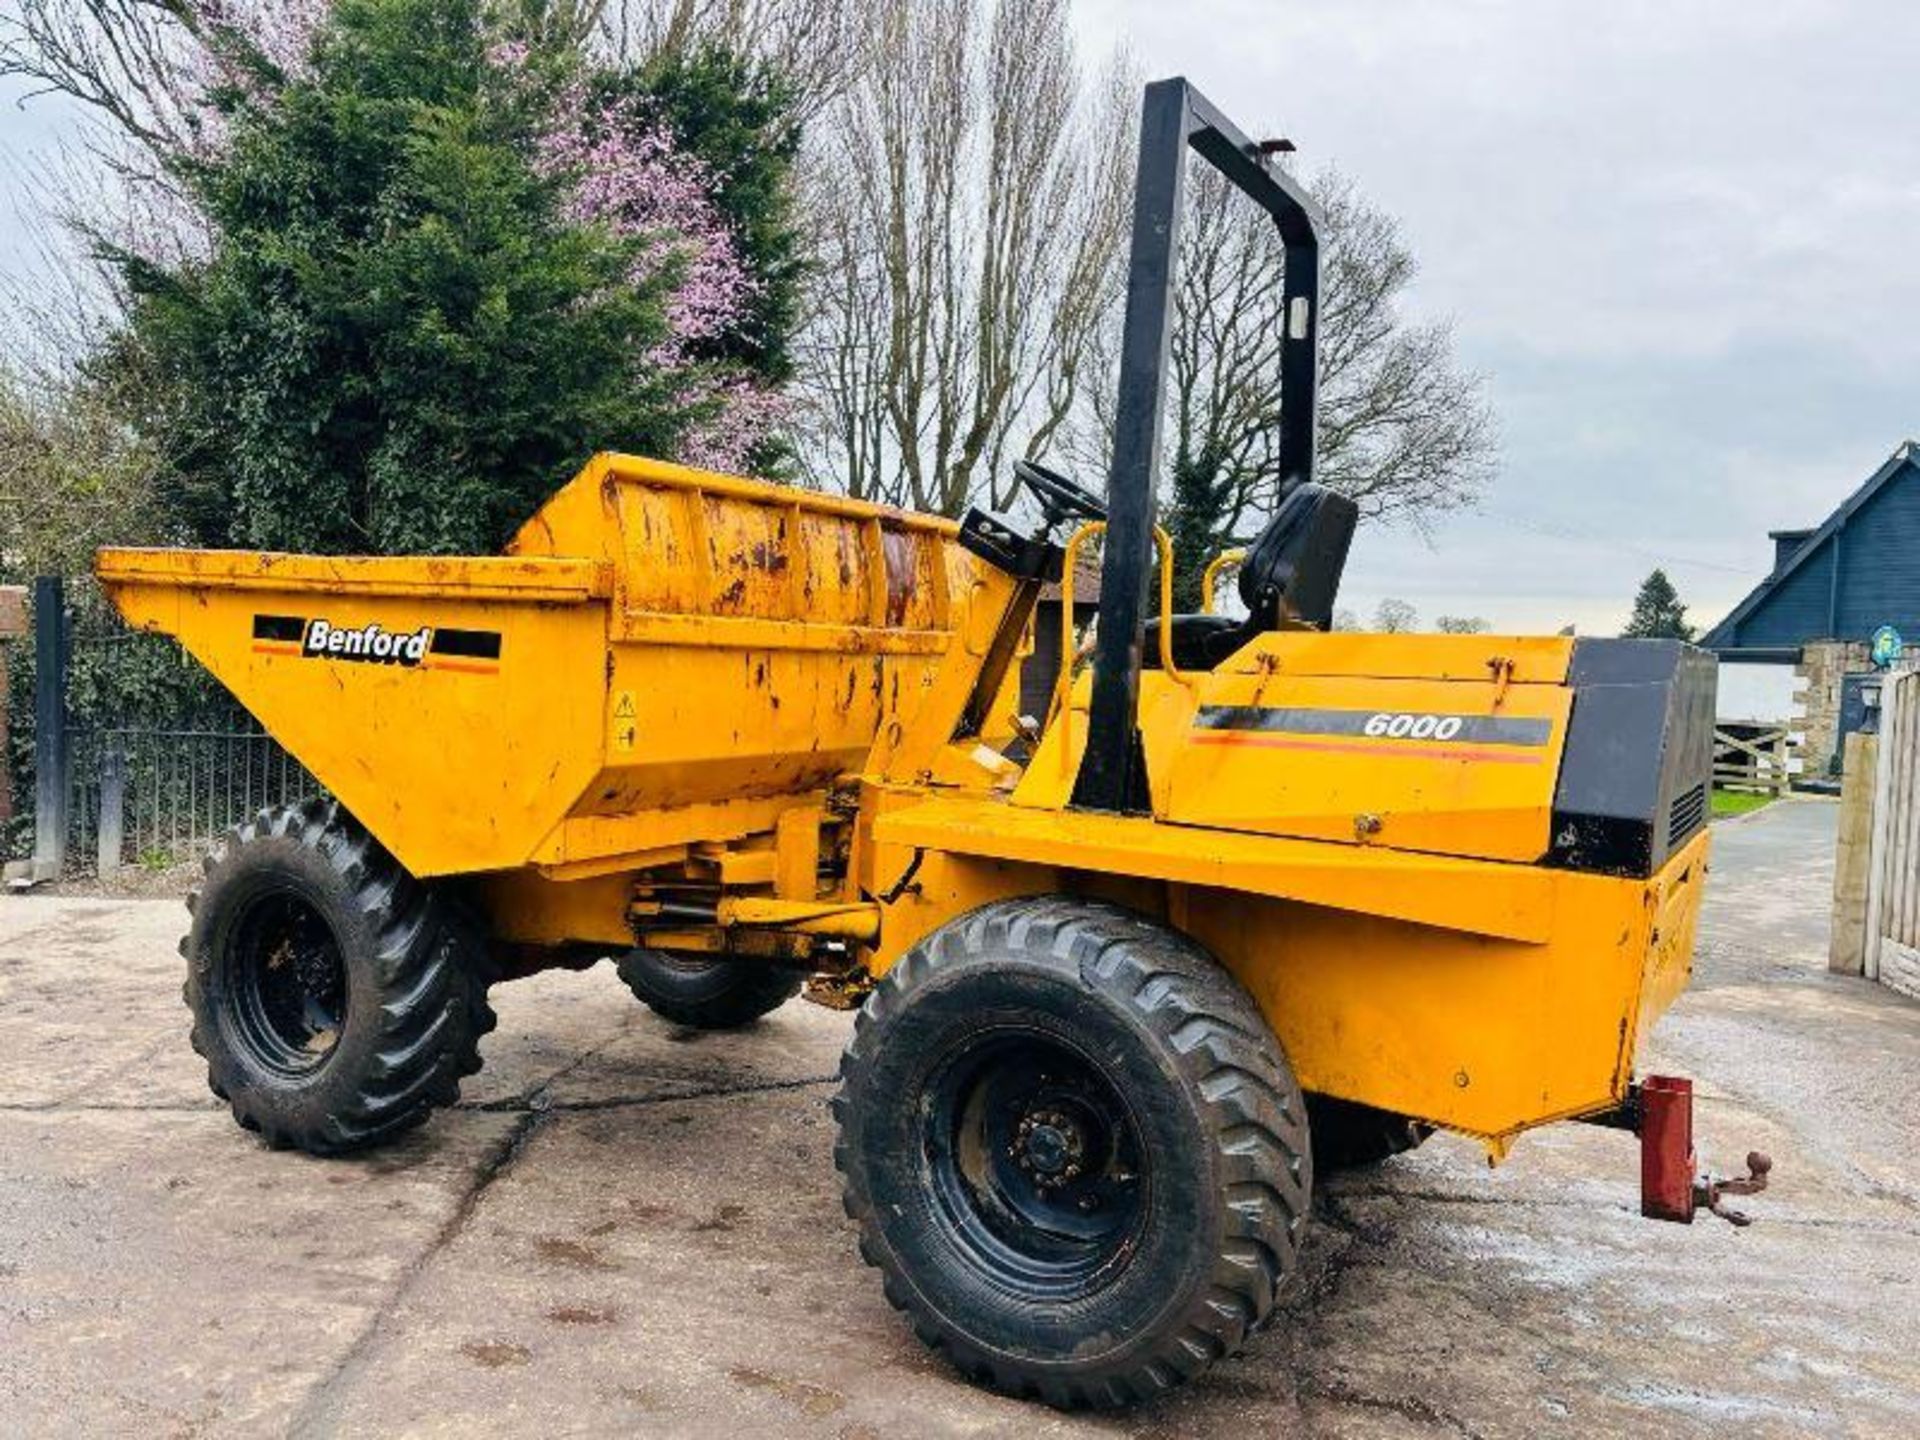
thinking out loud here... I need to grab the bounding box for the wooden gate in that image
[1714,721,1794,796]
[1865,669,1920,998]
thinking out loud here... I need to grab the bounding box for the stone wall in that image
[1794,640,1871,779]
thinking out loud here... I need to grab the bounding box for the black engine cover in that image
[1546,639,1717,879]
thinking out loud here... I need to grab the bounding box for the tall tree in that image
[3,0,804,554]
[1433,614,1489,634]
[792,0,1134,515]
[1622,568,1696,640]
[595,0,867,125]
[104,0,695,555]
[1374,597,1418,633]
[1111,169,1493,610]
[0,363,163,577]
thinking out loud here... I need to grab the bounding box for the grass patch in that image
[1711,787,1776,818]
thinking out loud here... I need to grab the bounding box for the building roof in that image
[1701,441,1920,659]
[1038,551,1103,607]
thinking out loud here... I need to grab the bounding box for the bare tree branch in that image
[791,0,1134,516]
[593,0,869,126]
[1080,163,1495,608]
[0,2,309,162]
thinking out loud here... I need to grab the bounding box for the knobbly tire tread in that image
[833,897,1312,1409]
[184,799,493,1155]
[615,947,804,1029]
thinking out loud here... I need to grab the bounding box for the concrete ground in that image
[2,797,1916,1438]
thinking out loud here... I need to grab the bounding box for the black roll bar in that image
[1070,78,1323,813]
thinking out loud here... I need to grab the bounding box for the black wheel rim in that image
[226,887,347,1077]
[923,1028,1148,1298]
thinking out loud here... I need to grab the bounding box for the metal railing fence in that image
[5,576,323,878]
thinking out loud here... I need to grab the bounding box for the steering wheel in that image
[1015,459,1108,528]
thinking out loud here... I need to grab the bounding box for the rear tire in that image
[615,948,803,1029]
[1306,1096,1432,1171]
[183,800,493,1154]
[834,897,1311,1408]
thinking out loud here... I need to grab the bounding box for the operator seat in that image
[1144,483,1359,671]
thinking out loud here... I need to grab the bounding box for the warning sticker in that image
[612,691,637,752]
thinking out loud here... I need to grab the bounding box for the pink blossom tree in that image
[3,0,791,475]
[528,75,786,473]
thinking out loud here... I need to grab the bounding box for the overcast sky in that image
[1075,0,1920,636]
[4,2,1917,640]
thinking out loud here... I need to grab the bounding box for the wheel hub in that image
[1012,1107,1087,1189]
[230,887,347,1076]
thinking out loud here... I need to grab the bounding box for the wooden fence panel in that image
[1866,670,1920,998]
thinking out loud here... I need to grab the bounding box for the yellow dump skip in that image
[96,453,993,878]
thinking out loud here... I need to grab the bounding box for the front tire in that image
[616,948,803,1029]
[184,800,493,1154]
[834,898,1311,1408]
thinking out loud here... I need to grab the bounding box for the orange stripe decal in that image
[1189,732,1544,765]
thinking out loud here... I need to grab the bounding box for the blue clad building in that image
[1702,442,1920,661]
[1702,441,1920,773]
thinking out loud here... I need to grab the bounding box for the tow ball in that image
[1589,1075,1774,1227]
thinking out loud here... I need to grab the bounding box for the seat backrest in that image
[1237,483,1359,631]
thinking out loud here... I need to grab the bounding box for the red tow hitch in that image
[1595,1074,1773,1227]
[1638,1075,1700,1221]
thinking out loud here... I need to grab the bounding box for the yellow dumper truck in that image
[96,80,1760,1407]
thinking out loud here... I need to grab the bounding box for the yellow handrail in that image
[1151,529,1196,690]
[1054,522,1101,775]
[1199,548,1247,616]
[1054,523,1195,779]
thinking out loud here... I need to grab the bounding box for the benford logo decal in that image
[305,618,431,665]
[250,614,501,673]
